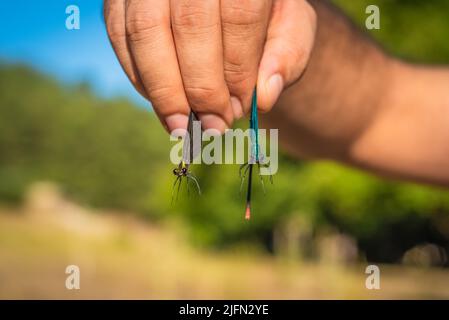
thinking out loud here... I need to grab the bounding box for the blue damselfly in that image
[240,89,273,220]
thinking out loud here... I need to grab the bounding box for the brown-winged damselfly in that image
[172,111,202,203]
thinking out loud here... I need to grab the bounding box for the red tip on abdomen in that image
[245,205,251,220]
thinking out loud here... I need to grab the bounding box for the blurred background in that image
[1,0,449,299]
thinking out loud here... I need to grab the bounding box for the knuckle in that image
[185,86,215,104]
[104,3,125,41]
[147,84,173,104]
[125,9,164,42]
[106,20,125,41]
[147,85,182,115]
[185,85,228,112]
[290,44,306,64]
[172,2,218,33]
[276,38,307,67]
[283,44,308,82]
[221,0,267,28]
[224,62,254,89]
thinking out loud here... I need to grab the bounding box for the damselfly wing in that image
[172,111,201,202]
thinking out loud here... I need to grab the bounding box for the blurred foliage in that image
[1,0,449,263]
[0,64,170,214]
[334,0,449,63]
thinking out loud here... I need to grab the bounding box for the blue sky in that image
[0,0,148,107]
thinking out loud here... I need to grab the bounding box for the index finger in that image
[125,0,190,133]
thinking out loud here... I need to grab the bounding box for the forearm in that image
[262,0,392,160]
[351,62,449,186]
[263,0,449,186]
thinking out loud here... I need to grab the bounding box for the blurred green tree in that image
[2,0,449,263]
[0,64,169,214]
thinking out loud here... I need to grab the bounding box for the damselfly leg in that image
[171,111,202,203]
[239,89,273,220]
[171,161,201,204]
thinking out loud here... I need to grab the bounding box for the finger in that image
[257,0,317,112]
[125,0,190,132]
[171,0,233,132]
[104,0,146,98]
[221,0,271,118]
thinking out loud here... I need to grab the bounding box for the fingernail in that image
[200,114,228,135]
[230,96,244,119]
[266,73,284,107]
[165,113,189,134]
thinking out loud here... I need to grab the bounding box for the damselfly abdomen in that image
[240,89,273,220]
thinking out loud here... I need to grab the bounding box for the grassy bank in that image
[0,186,448,299]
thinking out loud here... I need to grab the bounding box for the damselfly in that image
[240,89,273,220]
[172,111,201,202]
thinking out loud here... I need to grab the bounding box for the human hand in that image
[104,0,316,133]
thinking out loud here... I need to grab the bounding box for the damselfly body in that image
[240,89,273,220]
[172,111,201,202]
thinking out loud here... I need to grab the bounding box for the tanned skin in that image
[105,0,449,187]
[264,0,449,186]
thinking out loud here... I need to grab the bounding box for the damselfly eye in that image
[173,169,178,175]
[182,168,187,174]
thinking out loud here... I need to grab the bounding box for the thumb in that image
[257,0,317,112]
